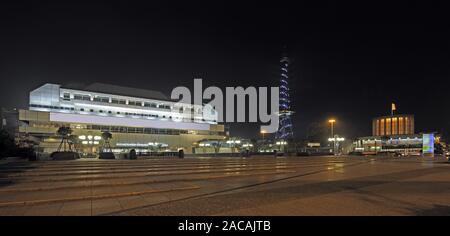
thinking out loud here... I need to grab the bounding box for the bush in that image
[0,129,37,160]
[13,147,36,159]
[0,129,16,159]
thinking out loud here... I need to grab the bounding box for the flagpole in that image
[391,102,395,116]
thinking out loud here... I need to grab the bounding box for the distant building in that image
[354,134,424,154]
[354,113,440,155]
[18,83,225,155]
[1,108,19,137]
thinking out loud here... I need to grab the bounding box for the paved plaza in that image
[0,155,449,216]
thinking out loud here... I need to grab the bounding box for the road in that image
[0,155,449,215]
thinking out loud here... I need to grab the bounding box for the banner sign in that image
[422,133,434,154]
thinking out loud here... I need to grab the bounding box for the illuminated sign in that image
[422,133,434,154]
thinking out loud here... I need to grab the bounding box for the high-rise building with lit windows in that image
[18,83,225,155]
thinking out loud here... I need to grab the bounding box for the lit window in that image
[386,118,391,135]
[392,117,398,135]
[93,96,109,103]
[405,117,409,134]
[63,93,70,101]
[399,117,404,134]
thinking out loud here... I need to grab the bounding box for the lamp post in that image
[328,119,336,155]
[260,130,267,142]
[260,130,267,153]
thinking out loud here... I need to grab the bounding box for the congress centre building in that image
[353,114,441,155]
[18,83,225,156]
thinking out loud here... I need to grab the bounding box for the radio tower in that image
[275,51,294,140]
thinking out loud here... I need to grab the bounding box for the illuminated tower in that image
[275,53,294,140]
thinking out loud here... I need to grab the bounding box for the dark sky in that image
[1,1,449,139]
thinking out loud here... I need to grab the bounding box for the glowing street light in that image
[260,129,267,142]
[328,119,337,155]
[328,119,336,137]
[328,137,345,142]
[276,141,287,145]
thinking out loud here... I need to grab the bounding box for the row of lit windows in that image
[66,92,172,110]
[87,125,188,135]
[85,125,224,136]
[30,104,217,123]
[80,108,215,123]
[64,92,209,115]
[373,116,414,136]
[28,122,223,136]
[31,104,74,110]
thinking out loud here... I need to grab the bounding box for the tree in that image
[0,129,15,158]
[442,123,450,144]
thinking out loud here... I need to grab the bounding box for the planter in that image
[99,152,116,159]
[50,152,80,160]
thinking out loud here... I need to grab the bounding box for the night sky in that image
[1,1,449,140]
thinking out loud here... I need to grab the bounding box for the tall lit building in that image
[275,53,294,140]
[18,83,225,155]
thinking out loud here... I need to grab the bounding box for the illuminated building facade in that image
[275,53,294,140]
[372,114,414,136]
[354,114,440,155]
[353,134,424,154]
[18,83,225,155]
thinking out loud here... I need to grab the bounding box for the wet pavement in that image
[0,155,449,215]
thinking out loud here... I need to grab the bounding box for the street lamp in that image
[328,119,336,155]
[328,119,336,137]
[260,129,267,142]
[328,137,345,155]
